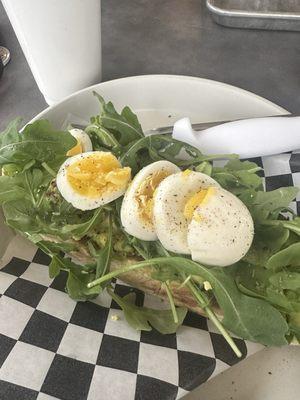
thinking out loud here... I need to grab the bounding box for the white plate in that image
[29,74,288,130]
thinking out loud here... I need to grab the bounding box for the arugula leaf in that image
[210,266,288,345]
[2,118,21,136]
[236,265,272,300]
[151,266,181,283]
[2,167,104,242]
[38,243,101,301]
[37,241,78,280]
[212,159,263,194]
[129,236,170,259]
[266,243,300,271]
[251,187,299,221]
[265,286,295,313]
[90,256,289,346]
[0,168,52,207]
[59,207,103,240]
[108,289,187,334]
[49,256,61,279]
[89,214,113,279]
[121,106,143,135]
[3,199,40,232]
[225,159,262,173]
[243,224,289,265]
[195,161,212,175]
[0,175,28,204]
[23,169,52,206]
[1,163,23,176]
[236,264,294,311]
[119,134,209,174]
[281,218,300,236]
[0,119,76,169]
[85,124,119,150]
[270,272,300,291]
[0,118,21,161]
[92,92,143,145]
[289,313,300,338]
[212,170,262,194]
[66,271,101,301]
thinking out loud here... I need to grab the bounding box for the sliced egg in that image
[187,187,254,266]
[121,161,180,240]
[67,128,93,156]
[56,151,131,210]
[153,170,220,254]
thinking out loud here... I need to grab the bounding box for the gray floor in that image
[0,0,300,132]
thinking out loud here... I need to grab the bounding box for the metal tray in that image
[206,0,300,31]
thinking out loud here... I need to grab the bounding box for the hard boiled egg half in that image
[153,170,220,254]
[121,161,180,240]
[56,151,131,210]
[186,186,254,266]
[67,128,93,156]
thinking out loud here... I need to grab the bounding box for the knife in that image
[146,115,300,158]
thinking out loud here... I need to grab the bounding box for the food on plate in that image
[186,186,254,266]
[67,128,93,156]
[1,93,299,357]
[57,151,131,210]
[121,160,180,240]
[153,170,220,254]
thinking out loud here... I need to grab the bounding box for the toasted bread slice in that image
[41,234,213,316]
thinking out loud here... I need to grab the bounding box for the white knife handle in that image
[173,116,300,158]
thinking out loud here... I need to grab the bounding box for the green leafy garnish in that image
[91,92,143,145]
[0,119,76,169]
[88,256,288,346]
[266,243,300,271]
[1,93,299,355]
[108,289,187,334]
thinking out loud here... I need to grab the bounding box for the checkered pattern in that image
[0,151,299,400]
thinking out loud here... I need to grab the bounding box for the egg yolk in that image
[182,169,192,177]
[136,170,170,225]
[184,187,216,220]
[66,152,131,198]
[67,140,83,156]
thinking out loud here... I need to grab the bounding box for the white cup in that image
[2,0,102,105]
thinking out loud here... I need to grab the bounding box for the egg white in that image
[121,161,180,240]
[56,151,128,210]
[69,128,93,152]
[188,187,254,266]
[153,171,220,254]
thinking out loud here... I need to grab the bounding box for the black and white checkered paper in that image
[0,151,299,400]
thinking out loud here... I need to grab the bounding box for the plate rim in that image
[28,74,288,124]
